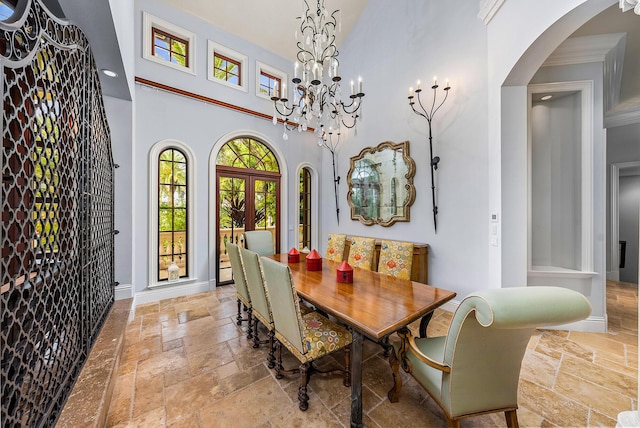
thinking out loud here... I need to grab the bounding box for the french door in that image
[216,167,280,285]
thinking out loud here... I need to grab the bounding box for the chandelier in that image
[271,0,365,145]
[620,0,640,14]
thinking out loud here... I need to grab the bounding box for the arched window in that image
[158,148,188,280]
[149,140,194,287]
[299,167,312,250]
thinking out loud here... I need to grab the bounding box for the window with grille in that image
[158,148,188,281]
[260,71,280,98]
[256,61,287,101]
[299,168,312,250]
[214,53,240,84]
[207,41,248,91]
[143,12,196,75]
[152,27,188,67]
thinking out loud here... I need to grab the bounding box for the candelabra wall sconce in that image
[408,77,450,233]
[320,129,342,224]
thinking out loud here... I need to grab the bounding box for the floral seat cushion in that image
[275,311,352,363]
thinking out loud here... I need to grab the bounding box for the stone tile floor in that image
[106,281,637,427]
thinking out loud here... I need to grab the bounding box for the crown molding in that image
[542,33,626,67]
[478,0,506,25]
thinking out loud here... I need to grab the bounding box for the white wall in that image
[607,123,640,275]
[619,175,640,283]
[132,0,320,299]
[327,0,489,299]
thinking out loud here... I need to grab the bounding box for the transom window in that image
[259,71,281,98]
[158,148,188,281]
[152,27,189,67]
[216,138,279,172]
[214,53,241,85]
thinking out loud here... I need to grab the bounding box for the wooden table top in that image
[268,254,456,339]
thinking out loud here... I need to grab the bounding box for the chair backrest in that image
[227,243,250,304]
[440,286,591,418]
[325,233,346,262]
[259,256,306,354]
[377,240,414,279]
[239,247,272,326]
[347,236,376,270]
[243,230,274,256]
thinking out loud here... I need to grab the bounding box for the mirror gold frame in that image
[347,140,416,227]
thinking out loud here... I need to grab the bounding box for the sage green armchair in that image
[388,286,591,428]
[243,230,274,256]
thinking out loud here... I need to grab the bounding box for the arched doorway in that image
[215,137,281,285]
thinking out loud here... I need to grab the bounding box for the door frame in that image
[215,167,281,286]
[207,131,288,289]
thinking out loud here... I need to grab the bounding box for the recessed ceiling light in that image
[540,95,552,101]
[102,69,118,78]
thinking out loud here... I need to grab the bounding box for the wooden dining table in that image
[268,254,456,428]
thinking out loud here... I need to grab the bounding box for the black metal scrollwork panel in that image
[2,1,114,426]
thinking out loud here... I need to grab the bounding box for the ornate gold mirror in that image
[347,141,415,227]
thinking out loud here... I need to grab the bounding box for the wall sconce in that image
[408,77,450,233]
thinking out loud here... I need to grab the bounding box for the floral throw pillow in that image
[378,240,414,280]
[325,233,346,262]
[347,237,376,270]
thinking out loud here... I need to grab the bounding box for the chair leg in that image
[246,308,253,339]
[387,347,402,403]
[505,410,519,428]
[275,340,284,379]
[252,316,260,348]
[446,418,461,428]
[267,329,276,369]
[298,362,310,411]
[236,298,242,325]
[343,345,351,387]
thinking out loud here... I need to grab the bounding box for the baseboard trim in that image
[133,280,212,308]
[607,271,621,281]
[114,284,133,300]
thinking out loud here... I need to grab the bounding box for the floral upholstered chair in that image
[347,236,376,270]
[260,256,352,411]
[226,243,253,338]
[325,233,346,262]
[378,240,414,280]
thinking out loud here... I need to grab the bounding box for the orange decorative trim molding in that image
[134,76,312,131]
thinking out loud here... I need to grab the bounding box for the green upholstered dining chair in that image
[325,233,346,262]
[377,240,414,280]
[243,230,274,256]
[226,243,253,339]
[347,236,376,270]
[388,286,592,428]
[239,247,276,369]
[260,256,353,411]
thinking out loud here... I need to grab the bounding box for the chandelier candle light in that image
[272,0,366,224]
[408,76,451,233]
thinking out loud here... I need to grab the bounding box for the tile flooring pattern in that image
[106,281,637,427]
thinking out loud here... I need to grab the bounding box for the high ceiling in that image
[160,0,370,62]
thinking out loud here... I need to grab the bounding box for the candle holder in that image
[408,80,451,233]
[318,127,342,225]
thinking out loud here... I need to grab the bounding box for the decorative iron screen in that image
[1,1,115,426]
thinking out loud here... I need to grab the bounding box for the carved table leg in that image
[387,346,402,403]
[350,330,363,428]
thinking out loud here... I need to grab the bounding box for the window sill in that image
[528,266,597,279]
[148,277,197,289]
